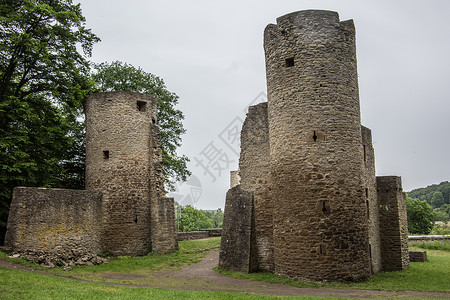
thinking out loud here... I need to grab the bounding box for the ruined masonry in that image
[219,10,409,282]
[5,91,178,257]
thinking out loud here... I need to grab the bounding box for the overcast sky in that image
[77,0,450,210]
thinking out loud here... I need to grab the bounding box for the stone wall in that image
[264,10,371,281]
[85,91,176,256]
[4,187,102,255]
[152,197,178,253]
[219,186,256,272]
[238,102,273,272]
[230,171,240,188]
[176,228,222,241]
[377,176,409,271]
[362,126,382,273]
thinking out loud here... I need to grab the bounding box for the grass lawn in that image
[1,238,449,299]
[217,243,450,293]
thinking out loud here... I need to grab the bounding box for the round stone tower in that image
[264,10,371,281]
[85,91,164,256]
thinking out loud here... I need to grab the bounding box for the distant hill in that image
[408,181,450,208]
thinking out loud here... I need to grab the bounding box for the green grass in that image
[217,249,450,292]
[0,267,329,300]
[2,237,221,275]
[1,238,450,298]
[413,240,450,252]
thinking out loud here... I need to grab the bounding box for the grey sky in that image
[77,0,450,210]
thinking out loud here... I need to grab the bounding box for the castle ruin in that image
[219,10,409,282]
[4,91,177,257]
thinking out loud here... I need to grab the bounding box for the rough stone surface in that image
[377,176,410,271]
[238,102,274,272]
[85,91,177,256]
[265,10,370,282]
[219,186,256,273]
[362,126,382,274]
[4,187,103,255]
[409,250,427,262]
[220,9,410,282]
[5,91,178,261]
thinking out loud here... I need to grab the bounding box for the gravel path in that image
[1,250,449,299]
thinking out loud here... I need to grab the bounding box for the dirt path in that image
[1,251,449,299]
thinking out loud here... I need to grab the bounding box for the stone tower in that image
[85,91,177,256]
[264,10,371,281]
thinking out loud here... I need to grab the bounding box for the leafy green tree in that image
[431,191,445,208]
[92,61,190,189]
[434,204,450,222]
[177,205,213,232]
[406,195,434,234]
[0,0,99,242]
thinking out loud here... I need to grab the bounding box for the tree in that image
[177,205,213,232]
[406,195,434,235]
[0,0,99,243]
[92,61,190,189]
[431,191,445,208]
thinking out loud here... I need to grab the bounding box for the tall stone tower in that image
[85,91,177,256]
[264,10,371,281]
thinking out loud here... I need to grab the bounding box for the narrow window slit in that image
[134,215,138,223]
[103,150,109,159]
[322,201,327,213]
[313,131,318,142]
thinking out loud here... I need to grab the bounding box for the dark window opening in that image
[152,118,156,124]
[322,201,327,213]
[319,244,323,254]
[103,150,109,159]
[363,145,367,162]
[365,188,369,198]
[134,215,138,223]
[137,101,147,112]
[285,57,294,67]
[313,131,318,142]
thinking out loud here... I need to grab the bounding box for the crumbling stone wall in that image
[220,9,410,283]
[377,176,409,271]
[264,10,371,282]
[238,103,273,272]
[4,187,103,255]
[362,126,382,273]
[85,91,177,256]
[219,186,256,272]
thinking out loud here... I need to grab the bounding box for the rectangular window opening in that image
[103,150,110,160]
[285,57,294,67]
[137,101,147,112]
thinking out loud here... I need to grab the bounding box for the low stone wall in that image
[4,187,103,255]
[408,235,450,245]
[409,250,427,262]
[176,228,222,241]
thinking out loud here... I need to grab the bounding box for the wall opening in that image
[152,118,156,124]
[365,188,369,199]
[137,101,147,112]
[285,57,294,67]
[316,200,330,215]
[313,131,318,142]
[134,215,138,223]
[103,150,109,160]
[363,145,367,162]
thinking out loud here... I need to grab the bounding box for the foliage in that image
[406,195,434,235]
[176,205,214,232]
[0,0,99,241]
[430,223,450,235]
[91,61,190,189]
[203,208,224,228]
[408,181,450,208]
